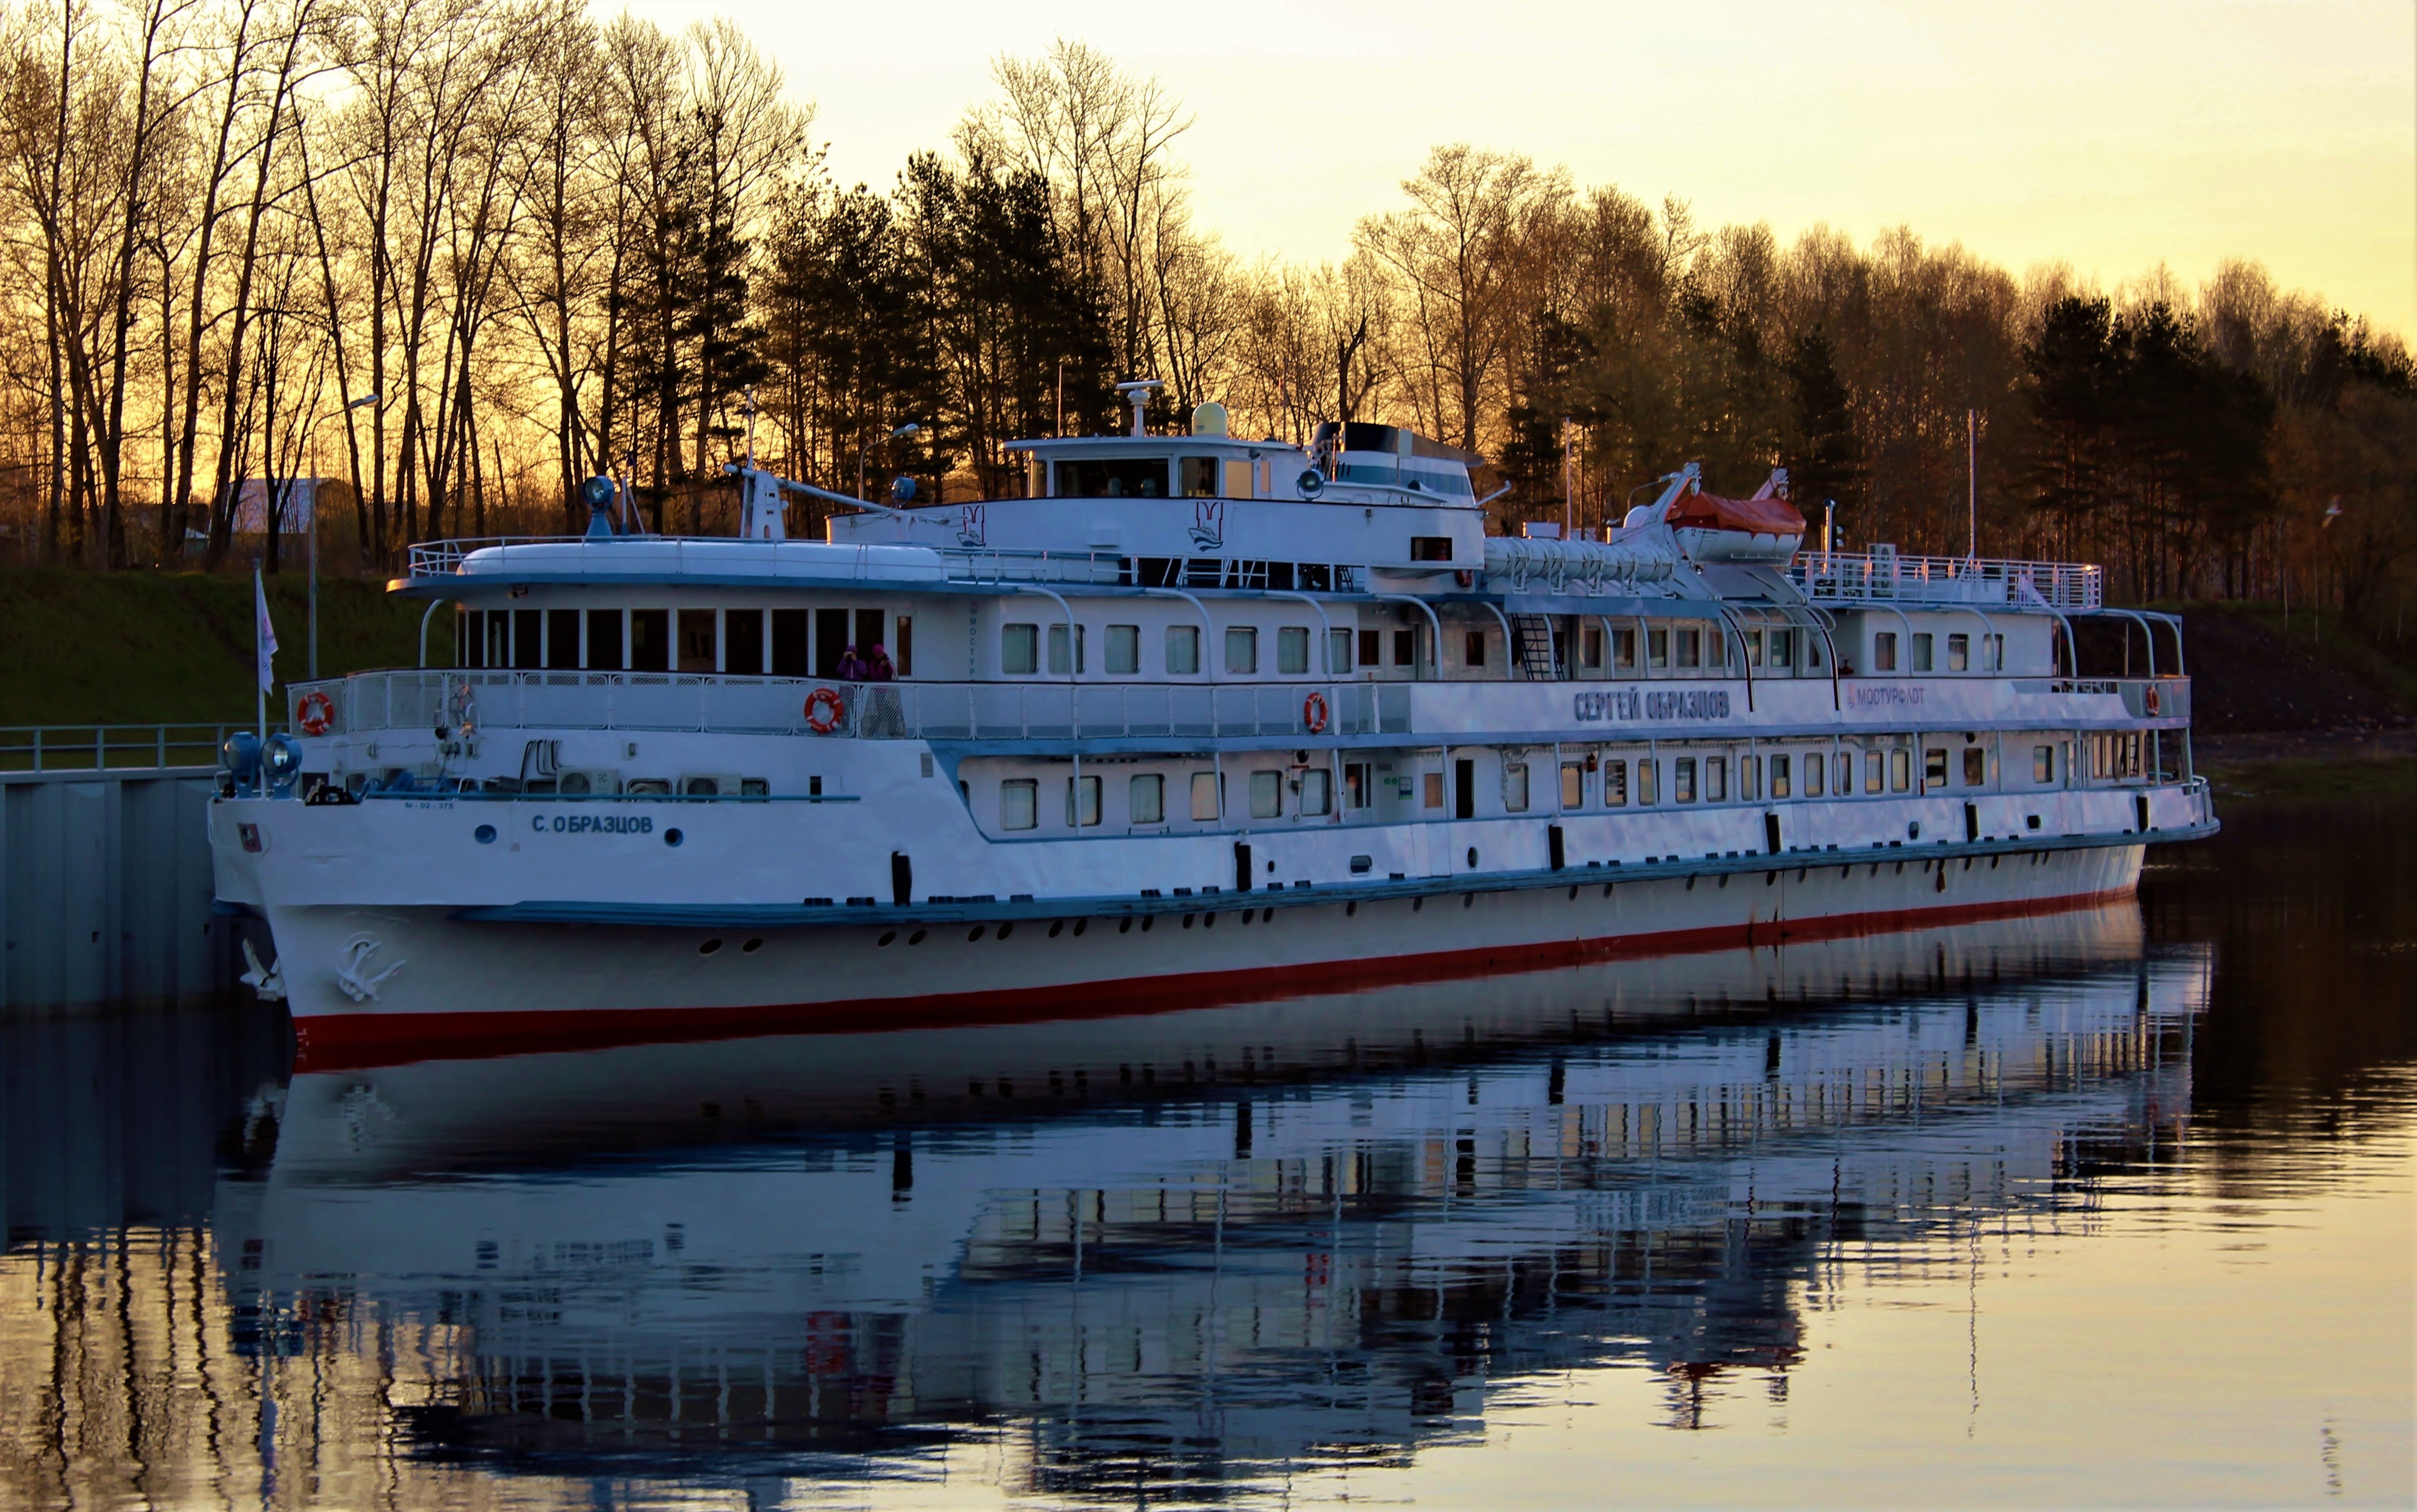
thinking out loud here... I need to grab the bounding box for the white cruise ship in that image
[208,391,2216,1069]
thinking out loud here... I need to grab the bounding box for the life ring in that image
[1455,569,1475,588]
[1302,690,1331,735]
[2144,685,2162,716]
[804,686,846,734]
[294,690,335,737]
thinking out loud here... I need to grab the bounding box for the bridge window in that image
[588,608,624,671]
[1002,624,1039,675]
[771,609,809,676]
[1166,625,1201,675]
[1105,624,1140,676]
[631,610,669,672]
[726,609,764,675]
[1001,779,1037,831]
[1056,457,1168,498]
[677,610,716,672]
[1278,627,1311,675]
[1179,457,1220,497]
[815,609,849,677]
[512,609,541,669]
[1130,773,1165,825]
[547,610,580,670]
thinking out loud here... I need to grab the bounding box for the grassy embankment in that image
[0,566,441,727]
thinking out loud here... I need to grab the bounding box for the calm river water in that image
[2,798,2410,1509]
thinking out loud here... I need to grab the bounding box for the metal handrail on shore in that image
[0,723,275,774]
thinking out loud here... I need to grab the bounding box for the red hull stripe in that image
[293,884,2137,1074]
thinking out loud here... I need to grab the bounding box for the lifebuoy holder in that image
[1302,690,1331,735]
[295,689,335,736]
[2144,684,2162,716]
[804,686,846,734]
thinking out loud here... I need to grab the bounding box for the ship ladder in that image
[1510,614,1562,680]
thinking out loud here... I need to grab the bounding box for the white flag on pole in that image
[255,569,279,694]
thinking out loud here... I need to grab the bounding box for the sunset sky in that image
[623,0,2417,338]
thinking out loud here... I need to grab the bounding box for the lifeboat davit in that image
[1666,473,1804,564]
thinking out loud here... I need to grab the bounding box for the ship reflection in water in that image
[7,801,2416,1510]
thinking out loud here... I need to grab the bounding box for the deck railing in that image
[1789,552,2102,610]
[290,670,1414,743]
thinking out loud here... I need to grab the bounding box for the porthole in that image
[1346,901,1357,917]
[1183,914,1195,929]
[1412,897,1423,912]
[1462,893,1474,909]
[1119,918,1133,934]
[1203,912,1216,928]
[968,926,986,942]
[997,922,1014,940]
[1048,920,1064,938]
[908,929,927,944]
[1262,907,1274,923]
[1907,821,1921,840]
[1466,846,1479,868]
[1141,916,1154,931]
[876,931,897,947]
[664,827,684,847]
[473,824,496,844]
[1072,919,1087,936]
[698,938,724,955]
[742,937,763,952]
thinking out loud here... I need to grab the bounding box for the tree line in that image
[2,6,2411,628]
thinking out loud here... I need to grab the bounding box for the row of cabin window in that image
[1003,623,1355,677]
[459,606,910,678]
[1869,631,2006,674]
[1045,456,1270,500]
[996,739,2085,834]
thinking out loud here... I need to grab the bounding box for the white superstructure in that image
[208,405,2215,1068]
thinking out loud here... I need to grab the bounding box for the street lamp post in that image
[858,422,921,502]
[306,392,380,679]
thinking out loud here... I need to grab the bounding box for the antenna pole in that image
[1966,407,1978,560]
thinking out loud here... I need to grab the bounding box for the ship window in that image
[856,609,885,664]
[1638,760,1658,805]
[1130,773,1164,825]
[1056,457,1169,499]
[1503,762,1529,813]
[1675,629,1700,669]
[1706,628,1726,668]
[896,616,912,677]
[1948,633,1970,672]
[1329,628,1353,674]
[1808,635,1824,669]
[1105,624,1140,676]
[815,608,849,677]
[1250,770,1282,819]
[2035,744,2055,782]
[1047,624,1085,675]
[1985,633,2004,670]
[1002,624,1039,675]
[1705,757,1727,803]
[1604,759,1628,806]
[1674,758,1697,804]
[1166,625,1201,675]
[1873,632,1898,672]
[1278,627,1310,675]
[1394,629,1415,667]
[458,608,479,667]
[1066,774,1101,827]
[1648,628,1669,668]
[1834,751,1851,796]
[588,608,624,671]
[1893,748,1914,792]
[1001,779,1037,831]
[1423,771,1444,809]
[1226,459,1255,498]
[1410,536,1453,562]
[678,610,717,672]
[1562,761,1584,808]
[1464,630,1487,669]
[1301,768,1332,815]
[1913,633,1934,673]
[1191,770,1221,820]
[1225,627,1258,675]
[1745,630,1763,667]
[1180,457,1219,497]
[1582,625,1604,670]
[1924,747,1947,788]
[1346,762,1372,809]
[1865,749,1885,794]
[725,609,764,675]
[513,608,541,669]
[1614,628,1637,669]
[1964,747,1986,786]
[630,609,669,672]
[1770,629,1794,668]
[770,609,809,676]
[1740,755,1758,801]
[547,609,580,670]
[1359,629,1382,668]
[1770,754,1791,798]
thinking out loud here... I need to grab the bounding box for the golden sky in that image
[626,0,2417,338]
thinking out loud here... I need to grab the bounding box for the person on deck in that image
[836,644,865,680]
[864,644,895,682]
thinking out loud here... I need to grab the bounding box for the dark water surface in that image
[3,800,2410,1509]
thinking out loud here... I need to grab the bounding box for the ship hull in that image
[274,835,2147,1071]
